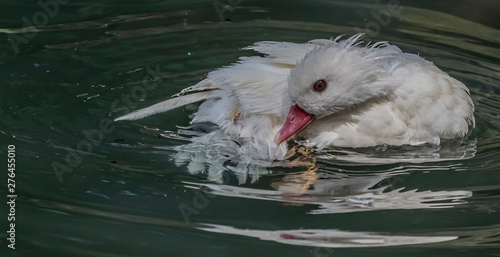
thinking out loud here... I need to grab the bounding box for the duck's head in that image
[275,35,397,145]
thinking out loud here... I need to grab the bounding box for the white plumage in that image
[115,34,475,161]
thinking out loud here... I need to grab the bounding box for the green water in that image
[1,0,500,256]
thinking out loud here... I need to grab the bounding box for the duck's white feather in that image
[114,91,212,121]
[243,41,317,65]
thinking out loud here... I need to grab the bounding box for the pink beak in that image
[274,105,316,145]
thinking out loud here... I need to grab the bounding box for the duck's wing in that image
[205,41,321,116]
[114,40,322,121]
[114,91,212,121]
[243,41,318,65]
[175,40,318,96]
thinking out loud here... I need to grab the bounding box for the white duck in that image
[115,34,475,161]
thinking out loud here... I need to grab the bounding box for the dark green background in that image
[1,0,499,256]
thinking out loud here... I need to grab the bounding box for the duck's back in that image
[390,56,475,144]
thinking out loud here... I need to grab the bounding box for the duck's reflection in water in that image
[179,144,473,215]
[197,224,459,248]
[185,172,472,215]
[157,141,477,247]
[181,145,472,248]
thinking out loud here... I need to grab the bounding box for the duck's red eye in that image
[312,79,327,92]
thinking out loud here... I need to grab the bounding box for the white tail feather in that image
[114,91,213,121]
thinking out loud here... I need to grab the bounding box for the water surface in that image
[1,0,500,256]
